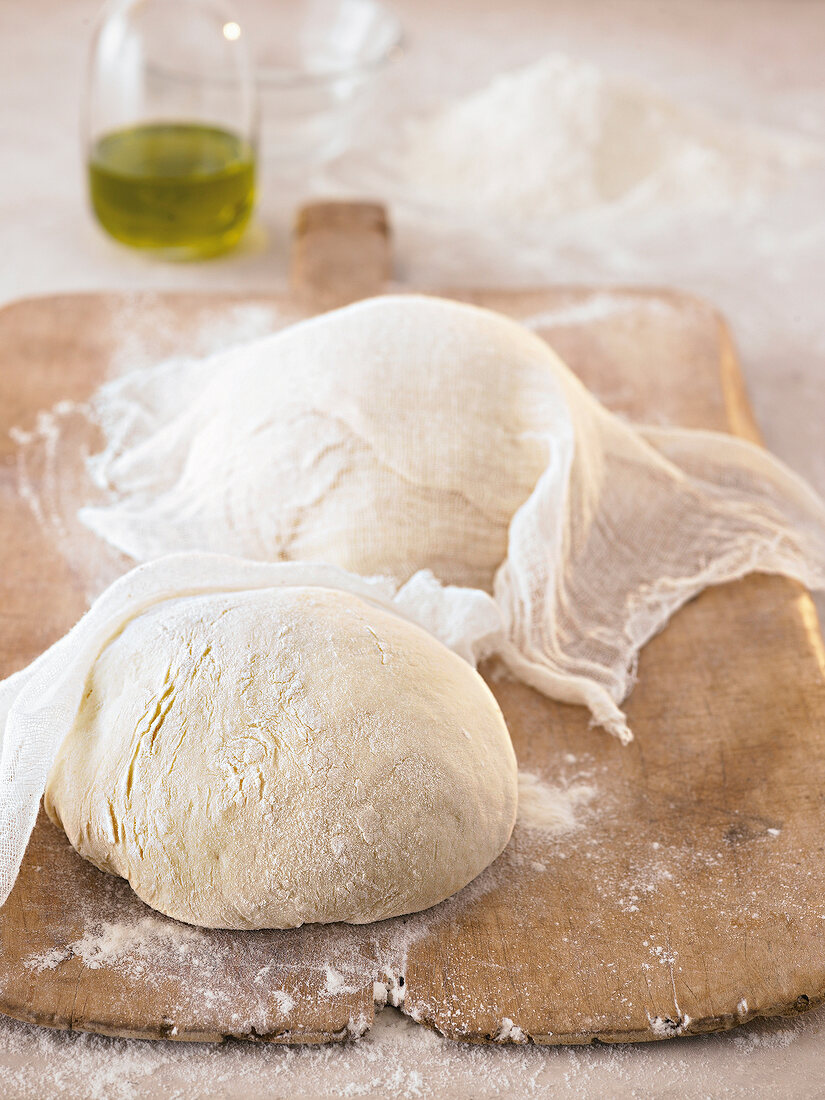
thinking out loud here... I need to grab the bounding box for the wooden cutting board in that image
[1,203,825,1046]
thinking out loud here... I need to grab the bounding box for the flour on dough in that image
[44,583,517,929]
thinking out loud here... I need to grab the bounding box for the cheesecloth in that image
[75,295,825,741]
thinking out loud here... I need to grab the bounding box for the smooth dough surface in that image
[44,585,517,929]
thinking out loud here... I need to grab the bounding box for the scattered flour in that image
[345,1014,371,1040]
[495,1018,528,1044]
[24,916,208,975]
[272,991,296,1016]
[521,292,677,331]
[104,301,284,379]
[325,965,356,997]
[10,300,286,604]
[516,770,595,834]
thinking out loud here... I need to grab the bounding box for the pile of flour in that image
[343,54,818,227]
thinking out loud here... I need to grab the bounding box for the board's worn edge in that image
[401,975,825,1047]
[0,994,372,1045]
[4,972,820,1049]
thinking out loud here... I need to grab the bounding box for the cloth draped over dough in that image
[0,553,500,910]
[4,294,825,910]
[76,295,825,741]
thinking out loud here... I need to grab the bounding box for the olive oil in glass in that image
[84,0,257,259]
[89,122,256,256]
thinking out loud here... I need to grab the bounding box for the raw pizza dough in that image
[44,583,517,929]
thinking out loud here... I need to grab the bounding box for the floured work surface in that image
[1,279,825,1045]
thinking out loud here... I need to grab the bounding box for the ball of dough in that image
[44,585,517,929]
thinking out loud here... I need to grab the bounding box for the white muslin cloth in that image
[75,295,825,741]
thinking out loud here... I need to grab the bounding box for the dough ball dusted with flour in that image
[44,585,517,929]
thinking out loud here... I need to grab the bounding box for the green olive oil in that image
[88,122,256,257]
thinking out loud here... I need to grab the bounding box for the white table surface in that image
[2,0,825,1096]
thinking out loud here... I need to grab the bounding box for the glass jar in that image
[84,0,257,258]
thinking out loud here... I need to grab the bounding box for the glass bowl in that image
[250,0,403,172]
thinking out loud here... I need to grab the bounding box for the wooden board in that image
[1,204,825,1046]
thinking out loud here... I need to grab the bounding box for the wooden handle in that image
[290,201,391,313]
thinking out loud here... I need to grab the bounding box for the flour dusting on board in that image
[517,770,595,834]
[25,915,209,974]
[520,292,678,332]
[16,817,447,1035]
[104,301,285,379]
[8,744,818,1054]
[10,300,285,601]
[324,965,356,997]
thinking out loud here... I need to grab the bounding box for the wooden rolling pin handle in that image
[290,201,391,313]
